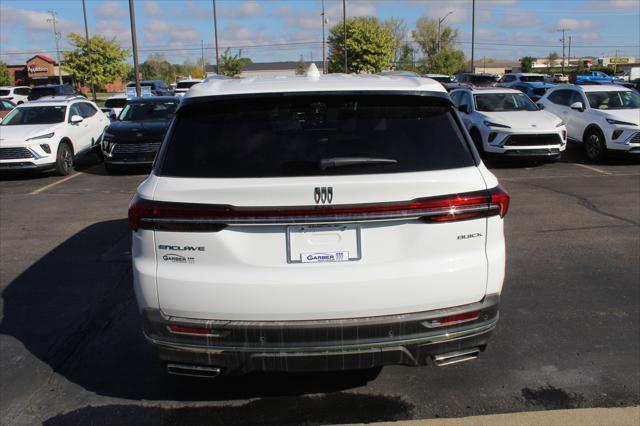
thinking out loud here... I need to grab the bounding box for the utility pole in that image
[470,0,475,72]
[568,35,572,64]
[47,10,63,84]
[483,56,486,73]
[212,0,220,74]
[613,49,619,74]
[343,0,347,73]
[558,28,568,74]
[437,11,453,55]
[128,0,141,96]
[321,0,327,74]
[81,0,96,101]
[201,40,206,76]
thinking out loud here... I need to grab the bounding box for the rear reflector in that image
[167,324,215,336]
[129,185,510,231]
[424,310,480,328]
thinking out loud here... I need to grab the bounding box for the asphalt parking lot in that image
[0,144,639,426]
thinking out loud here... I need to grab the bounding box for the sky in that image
[1,0,639,66]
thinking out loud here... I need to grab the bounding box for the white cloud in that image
[219,0,262,19]
[555,18,595,31]
[578,32,601,41]
[0,5,78,34]
[144,1,164,18]
[502,9,542,28]
[95,2,127,20]
[95,20,131,45]
[143,19,199,44]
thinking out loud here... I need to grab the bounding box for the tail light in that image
[128,186,510,232]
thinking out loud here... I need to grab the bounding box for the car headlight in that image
[483,120,511,129]
[26,132,54,141]
[556,120,566,127]
[606,118,637,126]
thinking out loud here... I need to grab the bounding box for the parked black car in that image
[27,84,80,101]
[454,73,499,87]
[101,97,179,172]
[126,80,174,96]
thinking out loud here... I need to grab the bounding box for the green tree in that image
[62,33,129,89]
[383,17,408,63]
[413,17,458,58]
[0,61,12,86]
[396,43,417,71]
[140,53,174,81]
[520,56,534,73]
[426,49,466,75]
[547,52,559,69]
[218,49,251,77]
[295,55,308,75]
[328,17,394,73]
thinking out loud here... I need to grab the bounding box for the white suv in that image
[450,87,566,161]
[0,96,108,175]
[496,73,546,88]
[130,71,509,377]
[537,84,640,161]
[0,86,31,105]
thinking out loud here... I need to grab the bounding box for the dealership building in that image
[7,54,73,86]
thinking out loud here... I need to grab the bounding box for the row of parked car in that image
[0,71,638,177]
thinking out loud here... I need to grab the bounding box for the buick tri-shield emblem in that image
[314,187,333,204]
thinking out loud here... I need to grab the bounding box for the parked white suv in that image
[0,86,31,105]
[0,96,108,174]
[497,73,546,88]
[450,87,567,161]
[129,71,510,377]
[537,84,640,161]
[174,78,203,97]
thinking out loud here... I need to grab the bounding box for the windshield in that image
[474,93,538,112]
[118,101,178,121]
[0,106,66,125]
[104,98,127,108]
[158,95,474,178]
[177,81,200,89]
[586,91,640,110]
[0,90,10,96]
[520,75,545,82]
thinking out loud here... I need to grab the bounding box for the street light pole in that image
[470,0,475,72]
[128,0,141,97]
[343,0,347,73]
[321,0,327,74]
[437,11,453,55]
[47,10,63,85]
[81,0,96,101]
[212,0,220,75]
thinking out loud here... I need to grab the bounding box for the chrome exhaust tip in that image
[166,363,222,378]
[432,348,481,367]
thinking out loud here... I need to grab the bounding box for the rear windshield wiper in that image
[319,157,398,170]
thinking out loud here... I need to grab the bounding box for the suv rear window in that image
[29,87,56,98]
[158,94,474,178]
[104,98,127,108]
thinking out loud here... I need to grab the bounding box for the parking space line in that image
[573,163,612,175]
[30,173,82,195]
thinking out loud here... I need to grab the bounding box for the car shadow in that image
[560,141,640,166]
[73,151,152,177]
[0,219,383,407]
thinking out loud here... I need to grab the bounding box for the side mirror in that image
[109,111,117,120]
[458,104,469,114]
[570,101,584,111]
[70,114,84,124]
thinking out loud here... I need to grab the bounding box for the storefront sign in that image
[28,66,48,73]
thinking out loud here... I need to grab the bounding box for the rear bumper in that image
[142,294,500,375]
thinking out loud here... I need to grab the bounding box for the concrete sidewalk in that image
[359,406,640,426]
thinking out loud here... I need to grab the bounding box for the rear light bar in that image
[128,186,509,231]
[423,310,480,328]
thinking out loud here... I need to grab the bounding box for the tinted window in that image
[459,92,472,111]
[1,100,15,110]
[520,75,545,82]
[474,93,538,112]
[78,102,97,118]
[177,81,201,89]
[68,104,82,120]
[532,88,548,96]
[159,95,475,178]
[104,98,127,108]
[449,91,462,106]
[0,90,10,96]
[548,90,573,106]
[119,101,178,121]
[62,85,75,94]
[469,75,498,85]
[29,87,56,99]
[1,106,66,125]
[586,90,640,110]
[15,88,30,95]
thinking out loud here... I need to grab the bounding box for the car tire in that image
[54,142,74,176]
[584,128,607,162]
